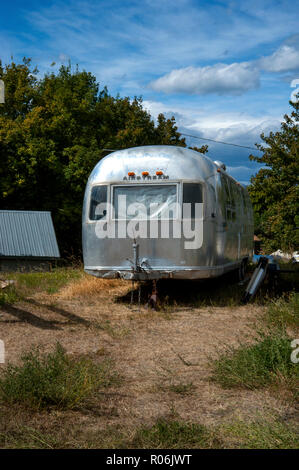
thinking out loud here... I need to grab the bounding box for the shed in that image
[0,210,60,271]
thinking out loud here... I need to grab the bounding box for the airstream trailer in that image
[82,145,253,281]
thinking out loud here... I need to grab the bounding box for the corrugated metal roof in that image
[0,211,60,258]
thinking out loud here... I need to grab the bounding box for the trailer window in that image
[221,175,231,204]
[113,184,177,219]
[89,185,107,220]
[183,183,203,218]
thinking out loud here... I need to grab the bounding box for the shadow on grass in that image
[0,299,91,330]
[0,304,61,330]
[25,299,91,326]
[116,267,299,309]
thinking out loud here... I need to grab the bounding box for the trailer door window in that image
[89,185,107,220]
[183,183,203,218]
[113,185,177,219]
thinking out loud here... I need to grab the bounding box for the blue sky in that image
[1,0,299,183]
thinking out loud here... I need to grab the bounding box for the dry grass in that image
[58,275,129,300]
[0,268,298,449]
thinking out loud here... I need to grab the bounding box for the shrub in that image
[211,331,298,389]
[0,343,114,409]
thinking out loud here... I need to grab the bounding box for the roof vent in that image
[214,160,226,171]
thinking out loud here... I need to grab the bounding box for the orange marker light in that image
[128,172,135,176]
[156,171,163,175]
[142,171,149,176]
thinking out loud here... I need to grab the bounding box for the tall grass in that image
[211,331,298,390]
[266,292,299,330]
[0,343,115,409]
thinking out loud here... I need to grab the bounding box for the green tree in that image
[248,96,299,253]
[0,59,189,256]
[189,145,208,154]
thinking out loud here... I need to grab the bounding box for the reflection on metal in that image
[82,145,254,281]
[242,256,269,303]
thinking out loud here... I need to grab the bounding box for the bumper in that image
[84,263,238,281]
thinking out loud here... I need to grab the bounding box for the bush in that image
[0,343,114,409]
[0,285,20,305]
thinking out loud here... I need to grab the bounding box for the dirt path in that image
[1,284,296,432]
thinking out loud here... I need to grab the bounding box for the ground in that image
[0,269,298,448]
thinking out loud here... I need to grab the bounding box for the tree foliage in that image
[248,96,299,253]
[0,59,196,256]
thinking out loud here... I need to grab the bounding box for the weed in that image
[128,419,221,449]
[0,285,21,306]
[266,292,299,330]
[0,343,116,410]
[211,331,298,390]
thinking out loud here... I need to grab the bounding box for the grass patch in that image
[220,416,299,449]
[266,292,299,330]
[168,382,195,396]
[0,284,21,306]
[0,343,116,410]
[58,276,129,300]
[158,381,196,396]
[0,413,297,449]
[128,419,220,449]
[0,425,63,449]
[8,268,83,296]
[211,331,298,390]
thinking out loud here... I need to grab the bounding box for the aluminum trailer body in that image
[82,145,253,280]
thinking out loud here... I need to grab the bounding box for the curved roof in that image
[88,145,218,184]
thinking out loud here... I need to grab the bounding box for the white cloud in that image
[21,0,299,96]
[259,45,299,72]
[142,99,281,158]
[149,62,260,95]
[148,40,299,97]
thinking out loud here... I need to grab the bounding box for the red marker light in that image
[128,172,135,176]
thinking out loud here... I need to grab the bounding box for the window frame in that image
[182,181,205,219]
[88,183,109,222]
[111,182,180,221]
